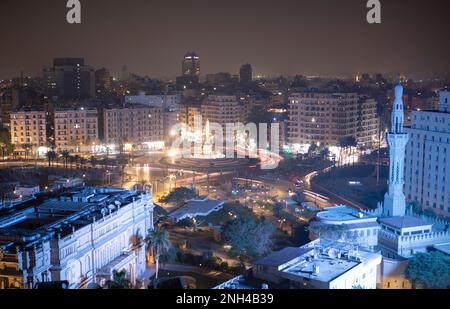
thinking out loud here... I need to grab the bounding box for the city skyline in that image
[1,0,450,292]
[1,0,450,80]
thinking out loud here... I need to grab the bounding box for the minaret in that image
[383,81,409,217]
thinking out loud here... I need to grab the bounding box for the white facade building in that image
[201,95,244,129]
[369,85,450,289]
[54,108,99,152]
[309,205,380,249]
[252,239,382,289]
[0,187,154,289]
[10,110,47,153]
[103,105,164,145]
[404,90,450,217]
[287,92,379,148]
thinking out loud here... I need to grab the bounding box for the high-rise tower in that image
[383,82,409,217]
[182,52,200,77]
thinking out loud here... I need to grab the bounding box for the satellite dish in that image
[328,248,337,259]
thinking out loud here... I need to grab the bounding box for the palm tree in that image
[90,156,98,169]
[79,157,87,169]
[22,143,33,160]
[145,228,171,280]
[68,155,77,169]
[74,155,81,168]
[46,151,57,167]
[105,270,132,289]
[61,150,70,168]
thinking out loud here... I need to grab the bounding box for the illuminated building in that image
[10,108,47,154]
[44,58,95,101]
[0,187,154,289]
[182,52,200,77]
[287,92,379,148]
[54,107,99,152]
[103,105,164,146]
[201,95,244,129]
[249,239,381,289]
[404,90,450,217]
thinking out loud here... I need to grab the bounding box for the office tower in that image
[44,58,95,101]
[239,64,252,85]
[95,67,112,98]
[404,90,450,217]
[182,52,200,77]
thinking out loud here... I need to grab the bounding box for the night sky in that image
[1,0,449,79]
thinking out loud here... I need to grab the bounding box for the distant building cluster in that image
[1,54,402,160]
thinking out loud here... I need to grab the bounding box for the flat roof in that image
[433,243,450,255]
[254,247,314,267]
[280,239,381,283]
[379,216,432,229]
[282,254,358,282]
[0,187,149,249]
[169,199,224,220]
[317,205,374,222]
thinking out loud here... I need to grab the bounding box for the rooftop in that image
[280,239,381,283]
[379,216,432,230]
[254,247,314,267]
[433,243,450,255]
[316,205,375,223]
[0,187,151,251]
[169,198,224,221]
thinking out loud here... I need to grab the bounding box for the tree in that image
[175,218,196,229]
[79,157,87,168]
[0,128,13,155]
[160,187,198,205]
[145,228,172,280]
[273,203,284,216]
[105,270,132,289]
[423,208,437,219]
[46,151,57,167]
[22,143,33,160]
[222,216,275,258]
[410,201,422,215]
[61,150,70,168]
[90,156,98,169]
[405,252,450,289]
[68,155,77,169]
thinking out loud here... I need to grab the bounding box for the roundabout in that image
[160,156,258,173]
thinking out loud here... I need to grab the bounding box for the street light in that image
[169,174,176,190]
